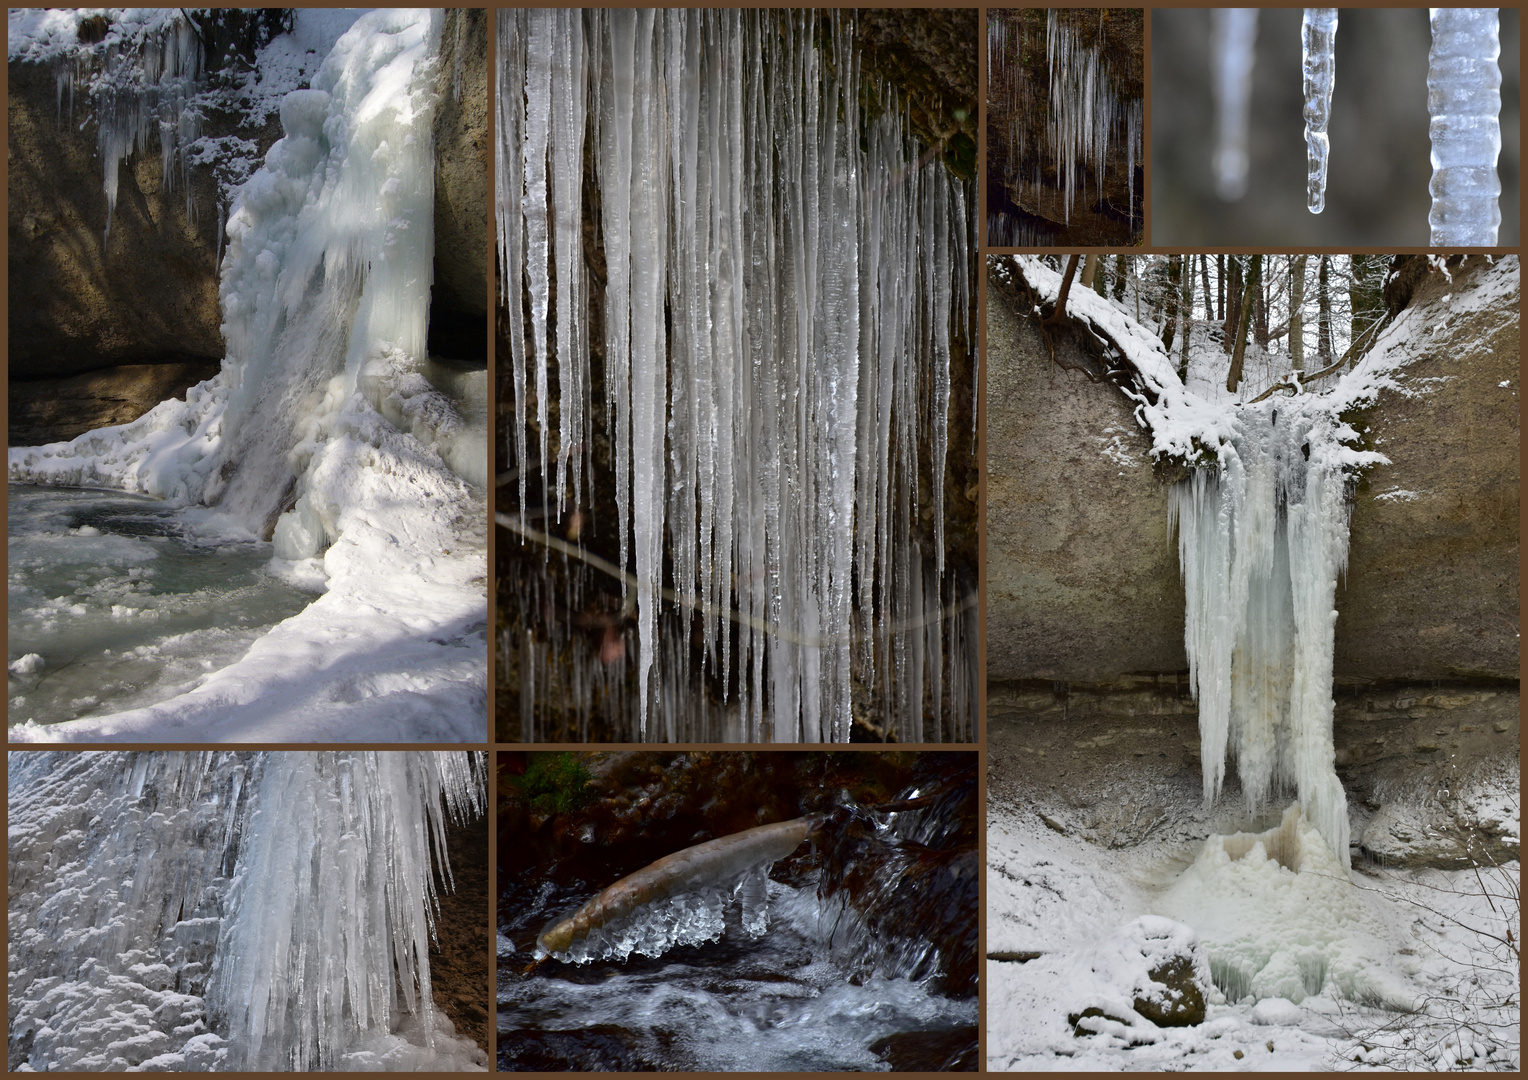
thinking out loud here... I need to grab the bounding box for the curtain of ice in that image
[500,10,972,742]
[1170,405,1353,869]
[1427,7,1502,245]
[7,751,486,1072]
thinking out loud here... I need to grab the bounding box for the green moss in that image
[513,753,595,816]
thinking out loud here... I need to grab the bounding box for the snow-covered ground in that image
[987,798,1520,1071]
[8,9,487,742]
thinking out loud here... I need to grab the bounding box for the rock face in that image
[985,265,1187,684]
[986,255,1521,687]
[1336,256,1520,682]
[7,58,227,382]
[8,9,488,443]
[428,8,489,360]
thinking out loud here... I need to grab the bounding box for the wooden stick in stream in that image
[533,815,823,963]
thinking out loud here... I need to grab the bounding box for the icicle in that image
[1212,8,1258,201]
[1301,9,1339,214]
[1427,8,1502,246]
[505,11,975,742]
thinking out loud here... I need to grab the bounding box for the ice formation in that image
[539,863,777,966]
[1158,806,1416,1008]
[8,10,487,741]
[1169,401,1356,868]
[1427,8,1502,245]
[988,9,1143,230]
[1300,8,1339,213]
[7,750,488,1071]
[1211,8,1258,201]
[500,10,975,742]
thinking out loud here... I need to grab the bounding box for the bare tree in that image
[1226,254,1260,392]
[1289,254,1307,371]
[1318,254,1334,364]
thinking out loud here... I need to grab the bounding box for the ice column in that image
[1171,406,1353,869]
[1212,8,1258,200]
[1301,8,1339,213]
[1427,8,1502,245]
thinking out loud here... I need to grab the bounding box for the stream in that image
[7,484,316,729]
[497,753,978,1071]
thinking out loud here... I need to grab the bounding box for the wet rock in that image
[870,1026,978,1071]
[497,1025,661,1072]
[428,8,488,360]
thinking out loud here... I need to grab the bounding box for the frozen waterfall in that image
[7,750,488,1071]
[8,10,487,741]
[1170,403,1354,869]
[499,9,976,742]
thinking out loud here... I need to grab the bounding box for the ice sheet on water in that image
[8,750,487,1072]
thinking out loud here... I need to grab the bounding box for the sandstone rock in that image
[1336,255,1520,682]
[985,263,1187,684]
[428,8,488,359]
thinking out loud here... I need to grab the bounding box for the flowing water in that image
[497,759,978,1071]
[7,485,315,729]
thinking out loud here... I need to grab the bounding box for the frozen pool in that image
[7,484,318,729]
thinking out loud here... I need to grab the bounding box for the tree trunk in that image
[1113,254,1127,301]
[1216,254,1226,321]
[1081,253,1099,289]
[1048,254,1081,326]
[1162,255,1181,351]
[1199,254,1213,325]
[1178,254,1195,374]
[1317,255,1333,364]
[1226,254,1260,392]
[1222,256,1242,353]
[1254,265,1269,350]
[1289,254,1307,371]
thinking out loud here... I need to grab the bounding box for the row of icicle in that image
[1213,7,1501,244]
[987,8,1142,237]
[499,9,975,742]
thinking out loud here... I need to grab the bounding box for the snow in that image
[8,9,486,743]
[501,10,974,742]
[987,799,1521,1071]
[8,750,488,1072]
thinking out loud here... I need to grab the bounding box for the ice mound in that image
[1158,805,1418,1009]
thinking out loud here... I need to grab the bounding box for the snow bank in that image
[9,9,486,742]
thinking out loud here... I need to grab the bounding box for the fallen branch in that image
[536,816,822,959]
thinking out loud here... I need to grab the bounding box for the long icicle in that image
[1427,7,1502,245]
[1301,8,1339,214]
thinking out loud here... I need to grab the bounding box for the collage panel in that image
[495,8,981,745]
[7,750,490,1070]
[497,749,977,1071]
[984,251,1520,1069]
[1153,7,1520,246]
[6,8,491,743]
[986,7,1144,247]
